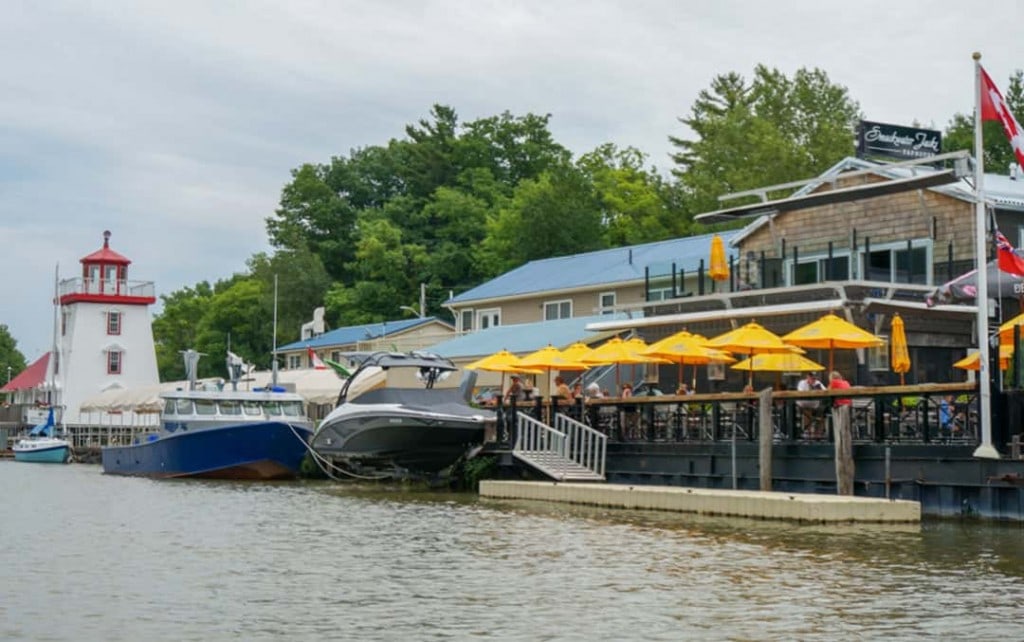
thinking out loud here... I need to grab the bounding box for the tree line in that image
[4,66,1022,382]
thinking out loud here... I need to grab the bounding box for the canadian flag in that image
[995,229,1024,277]
[980,65,1024,170]
[308,347,326,370]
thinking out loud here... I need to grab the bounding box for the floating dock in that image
[479,481,920,523]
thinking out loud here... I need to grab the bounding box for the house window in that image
[791,255,850,286]
[107,351,122,375]
[599,292,616,315]
[867,337,890,371]
[477,309,500,330]
[460,309,474,333]
[647,287,674,301]
[107,311,122,335]
[863,242,930,284]
[287,354,301,369]
[543,300,572,321]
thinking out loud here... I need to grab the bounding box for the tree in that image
[0,324,27,382]
[670,66,861,216]
[151,282,216,381]
[478,163,605,274]
[943,70,1024,174]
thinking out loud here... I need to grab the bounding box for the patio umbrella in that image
[710,234,730,287]
[464,349,542,398]
[731,352,825,381]
[953,345,1012,371]
[582,337,667,391]
[518,345,592,398]
[997,312,1024,346]
[781,312,884,374]
[705,321,795,388]
[643,330,735,392]
[890,313,911,385]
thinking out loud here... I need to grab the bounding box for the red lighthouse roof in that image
[81,230,131,265]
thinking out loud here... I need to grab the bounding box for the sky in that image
[3,0,1023,363]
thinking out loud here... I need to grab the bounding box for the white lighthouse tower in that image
[57,230,159,426]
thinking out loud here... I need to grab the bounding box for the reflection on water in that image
[2,463,1023,641]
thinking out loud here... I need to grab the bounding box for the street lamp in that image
[399,282,427,318]
[399,305,424,318]
[5,365,10,384]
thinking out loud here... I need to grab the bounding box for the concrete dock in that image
[479,481,921,523]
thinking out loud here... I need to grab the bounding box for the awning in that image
[585,299,848,332]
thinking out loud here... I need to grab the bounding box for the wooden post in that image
[759,387,773,491]
[834,404,854,495]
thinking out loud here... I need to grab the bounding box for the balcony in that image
[59,277,156,304]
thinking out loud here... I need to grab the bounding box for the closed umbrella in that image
[710,234,730,286]
[782,312,884,374]
[890,313,911,385]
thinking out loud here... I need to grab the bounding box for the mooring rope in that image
[287,423,393,481]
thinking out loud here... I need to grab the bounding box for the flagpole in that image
[972,52,999,459]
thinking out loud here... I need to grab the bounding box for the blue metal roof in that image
[278,317,438,351]
[447,232,738,305]
[427,313,633,360]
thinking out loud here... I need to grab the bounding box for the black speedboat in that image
[311,351,492,474]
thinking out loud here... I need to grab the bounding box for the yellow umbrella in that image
[519,345,592,397]
[559,342,600,363]
[890,313,911,385]
[953,345,1013,371]
[997,312,1024,345]
[782,312,884,374]
[710,234,730,282]
[643,330,735,392]
[705,321,795,387]
[582,337,667,390]
[464,349,542,402]
[731,352,825,373]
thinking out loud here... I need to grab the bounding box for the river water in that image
[2,463,1023,641]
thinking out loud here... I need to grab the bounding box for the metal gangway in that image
[512,412,606,482]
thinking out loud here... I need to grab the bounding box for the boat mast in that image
[272,274,279,388]
[51,263,62,436]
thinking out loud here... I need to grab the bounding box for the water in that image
[2,463,1023,642]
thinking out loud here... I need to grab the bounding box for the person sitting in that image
[797,372,826,438]
[553,375,573,405]
[585,382,603,400]
[938,395,964,437]
[676,382,691,396]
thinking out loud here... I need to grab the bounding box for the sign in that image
[856,120,941,161]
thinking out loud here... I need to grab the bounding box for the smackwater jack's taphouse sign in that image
[856,120,941,161]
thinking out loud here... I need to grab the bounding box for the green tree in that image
[0,324,27,382]
[943,70,1024,174]
[247,246,332,346]
[478,163,605,274]
[151,282,216,381]
[670,66,861,216]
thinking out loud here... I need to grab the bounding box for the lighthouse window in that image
[107,350,122,375]
[107,311,122,335]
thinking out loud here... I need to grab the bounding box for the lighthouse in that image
[57,230,159,426]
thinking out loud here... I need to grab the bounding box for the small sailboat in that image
[14,264,72,464]
[13,407,71,464]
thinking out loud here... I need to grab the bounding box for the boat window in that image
[175,399,193,415]
[262,401,282,416]
[194,399,217,416]
[164,399,177,415]
[242,401,263,416]
[219,400,242,416]
[281,401,303,417]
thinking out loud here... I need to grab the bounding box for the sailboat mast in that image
[272,274,279,388]
[51,263,62,434]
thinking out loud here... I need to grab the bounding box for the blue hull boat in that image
[102,420,314,480]
[13,438,71,464]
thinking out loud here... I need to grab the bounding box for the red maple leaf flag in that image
[995,229,1024,277]
[308,346,327,369]
[980,65,1024,169]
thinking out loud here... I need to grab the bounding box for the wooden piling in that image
[834,404,854,495]
[759,387,773,491]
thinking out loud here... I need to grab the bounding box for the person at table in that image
[797,372,826,437]
[828,370,852,407]
[505,375,526,404]
[676,382,692,396]
[585,382,603,400]
[553,376,573,405]
[571,382,584,400]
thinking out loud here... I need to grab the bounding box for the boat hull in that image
[313,411,487,473]
[101,421,313,480]
[13,439,71,464]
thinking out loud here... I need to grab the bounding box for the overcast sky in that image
[3,0,1022,362]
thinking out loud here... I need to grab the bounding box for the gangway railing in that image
[553,413,607,479]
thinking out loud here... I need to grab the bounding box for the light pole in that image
[399,283,427,318]
[5,365,10,384]
[399,305,423,318]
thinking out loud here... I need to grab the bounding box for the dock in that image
[479,481,921,523]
